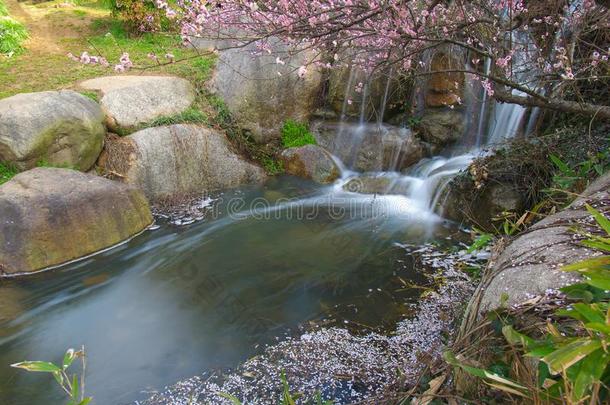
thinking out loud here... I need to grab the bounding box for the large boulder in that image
[442,179,523,229]
[98,124,266,203]
[280,145,341,184]
[478,172,610,313]
[204,40,323,144]
[0,90,105,170]
[79,76,195,132]
[311,121,426,172]
[0,168,153,276]
[417,108,465,151]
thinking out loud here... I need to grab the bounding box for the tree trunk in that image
[494,92,610,121]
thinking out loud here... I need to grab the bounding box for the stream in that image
[0,175,466,405]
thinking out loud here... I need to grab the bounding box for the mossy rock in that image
[0,168,152,276]
[0,90,105,171]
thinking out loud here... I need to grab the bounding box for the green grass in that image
[0,3,29,55]
[0,162,17,184]
[79,90,99,102]
[281,120,316,148]
[146,107,208,128]
[36,159,77,170]
[261,156,284,175]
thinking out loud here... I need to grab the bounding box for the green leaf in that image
[562,256,610,272]
[571,303,605,323]
[217,392,243,405]
[571,350,609,401]
[63,348,76,370]
[443,351,528,391]
[582,239,610,253]
[585,204,610,236]
[467,234,493,253]
[10,361,61,373]
[502,325,537,348]
[77,399,92,405]
[541,339,602,375]
[584,322,610,335]
[549,154,575,176]
[71,374,79,400]
[52,371,64,387]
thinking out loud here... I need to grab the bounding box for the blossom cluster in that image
[164,0,606,97]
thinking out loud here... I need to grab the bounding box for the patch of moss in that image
[79,90,99,103]
[146,107,209,128]
[281,120,316,148]
[36,159,77,170]
[0,162,17,184]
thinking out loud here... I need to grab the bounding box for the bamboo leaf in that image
[443,351,528,390]
[63,348,76,370]
[502,325,536,348]
[585,204,610,236]
[562,256,610,272]
[541,339,602,375]
[10,361,61,373]
[572,350,609,401]
[484,382,529,398]
[572,303,605,323]
[584,322,610,335]
[217,392,243,405]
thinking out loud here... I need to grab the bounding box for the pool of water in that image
[0,176,463,405]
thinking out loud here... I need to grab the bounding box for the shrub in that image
[281,120,316,148]
[0,14,28,55]
[104,0,173,33]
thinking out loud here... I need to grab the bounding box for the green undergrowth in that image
[444,205,610,404]
[281,119,316,148]
[0,162,17,184]
[0,1,215,98]
[205,92,284,175]
[0,0,28,56]
[78,90,99,102]
[145,107,209,128]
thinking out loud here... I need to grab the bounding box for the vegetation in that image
[146,107,208,128]
[445,205,610,404]
[281,120,317,148]
[0,0,212,99]
[0,161,16,184]
[102,0,173,33]
[0,0,28,55]
[11,347,92,405]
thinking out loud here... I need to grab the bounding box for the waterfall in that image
[378,69,393,124]
[475,58,492,148]
[486,91,527,145]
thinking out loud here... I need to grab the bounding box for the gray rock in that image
[206,39,323,143]
[442,180,523,229]
[342,175,410,195]
[311,121,425,172]
[280,145,340,184]
[79,76,195,132]
[0,168,152,276]
[98,125,266,203]
[0,90,105,170]
[417,109,465,150]
[478,172,610,312]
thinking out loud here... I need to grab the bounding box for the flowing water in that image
[0,35,538,403]
[0,176,464,405]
